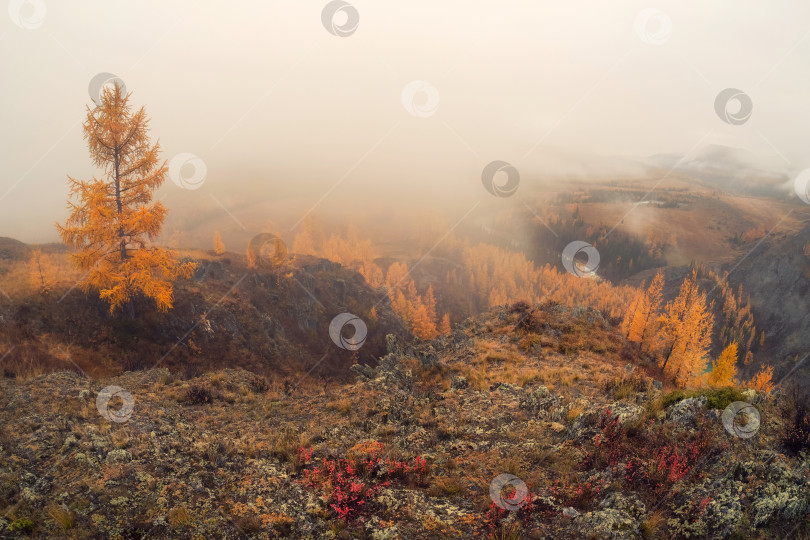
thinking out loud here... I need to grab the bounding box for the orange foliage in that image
[293,219,384,288]
[213,231,225,255]
[659,272,714,387]
[56,83,195,314]
[748,364,775,393]
[623,272,664,350]
[708,342,738,387]
[462,243,635,320]
[292,215,323,256]
[384,265,438,339]
[410,302,438,340]
[290,217,638,341]
[439,313,452,335]
[246,246,258,269]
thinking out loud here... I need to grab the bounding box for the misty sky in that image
[2,0,810,244]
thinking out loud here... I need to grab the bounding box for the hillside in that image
[731,221,810,375]
[0,250,404,380]
[1,302,807,538]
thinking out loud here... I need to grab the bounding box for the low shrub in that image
[660,387,745,411]
[702,387,746,410]
[298,441,428,522]
[7,517,34,533]
[661,390,686,409]
[481,490,537,537]
[178,381,222,405]
[585,409,715,499]
[550,475,607,509]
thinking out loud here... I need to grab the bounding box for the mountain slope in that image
[729,220,810,380]
[1,302,806,539]
[0,252,404,380]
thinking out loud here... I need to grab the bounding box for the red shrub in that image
[585,409,715,498]
[550,476,608,509]
[298,445,428,522]
[481,490,536,537]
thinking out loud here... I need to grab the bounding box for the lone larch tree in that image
[57,83,195,315]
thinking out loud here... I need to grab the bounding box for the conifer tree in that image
[424,285,438,326]
[246,246,258,269]
[439,313,452,335]
[639,272,664,352]
[748,364,775,393]
[623,272,664,353]
[660,272,714,386]
[213,231,225,255]
[385,262,410,292]
[708,341,738,387]
[292,215,323,256]
[57,83,195,314]
[620,291,641,338]
[627,293,650,343]
[411,303,438,340]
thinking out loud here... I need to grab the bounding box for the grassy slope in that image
[0,303,806,539]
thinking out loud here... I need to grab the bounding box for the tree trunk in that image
[114,149,126,261]
[661,344,674,370]
[114,147,133,319]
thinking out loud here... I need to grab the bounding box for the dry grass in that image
[567,403,585,422]
[267,426,315,471]
[516,367,544,387]
[111,429,130,449]
[427,474,464,497]
[168,505,193,527]
[47,504,75,530]
[0,250,83,298]
[640,510,665,538]
[491,522,524,540]
[325,398,353,416]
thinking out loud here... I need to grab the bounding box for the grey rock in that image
[490,382,520,393]
[106,449,132,463]
[668,395,707,426]
[450,376,469,390]
[563,507,579,518]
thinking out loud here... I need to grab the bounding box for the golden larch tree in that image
[708,341,738,387]
[439,313,452,335]
[359,261,384,288]
[213,231,225,255]
[385,262,410,292]
[411,302,438,340]
[620,290,642,338]
[392,290,410,325]
[639,272,664,352]
[424,285,438,325]
[624,272,664,350]
[627,292,650,344]
[246,247,258,269]
[292,215,323,256]
[56,83,195,315]
[660,273,714,386]
[29,248,56,295]
[748,364,775,393]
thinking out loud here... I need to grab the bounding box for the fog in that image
[2,0,810,244]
